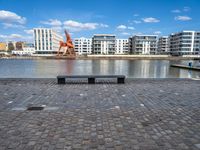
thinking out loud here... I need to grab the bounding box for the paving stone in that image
[0,79,199,150]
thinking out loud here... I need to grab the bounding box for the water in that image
[0,59,200,78]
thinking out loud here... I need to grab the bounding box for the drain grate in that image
[27,106,44,111]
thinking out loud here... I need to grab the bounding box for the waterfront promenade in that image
[0,78,200,150]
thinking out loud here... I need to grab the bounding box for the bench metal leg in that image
[117,78,125,84]
[57,78,65,84]
[88,78,95,84]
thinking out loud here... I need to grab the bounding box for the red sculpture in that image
[57,30,75,56]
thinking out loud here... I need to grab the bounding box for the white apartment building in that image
[157,36,169,54]
[74,38,92,55]
[34,28,63,55]
[92,34,116,54]
[130,35,157,54]
[116,39,129,54]
[169,31,200,55]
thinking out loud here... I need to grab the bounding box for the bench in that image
[57,75,125,84]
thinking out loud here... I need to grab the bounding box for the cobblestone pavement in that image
[0,78,200,150]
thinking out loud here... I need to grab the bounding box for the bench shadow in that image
[65,81,118,84]
[64,79,120,84]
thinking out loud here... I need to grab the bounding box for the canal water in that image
[0,59,200,78]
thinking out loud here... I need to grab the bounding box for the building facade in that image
[169,31,200,55]
[15,42,24,50]
[7,41,15,51]
[74,38,92,55]
[128,37,133,54]
[0,42,7,51]
[34,28,63,55]
[92,34,116,54]
[12,43,35,56]
[0,42,7,56]
[130,35,157,54]
[157,36,169,54]
[116,39,129,54]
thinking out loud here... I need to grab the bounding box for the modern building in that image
[92,34,116,54]
[7,41,15,51]
[157,36,169,54]
[34,28,63,55]
[128,37,133,54]
[12,42,35,56]
[169,31,200,55]
[0,42,7,56]
[130,35,157,54]
[116,39,129,54]
[15,41,24,50]
[74,38,92,55]
[0,42,7,51]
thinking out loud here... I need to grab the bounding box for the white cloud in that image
[0,33,33,41]
[154,31,162,35]
[183,7,190,12]
[52,26,63,33]
[117,25,127,30]
[171,9,181,13]
[24,29,34,34]
[127,26,135,30]
[175,16,192,21]
[133,14,139,17]
[0,35,7,39]
[142,17,160,23]
[0,34,22,39]
[117,25,135,30]
[63,20,107,32]
[133,20,142,24]
[0,10,26,24]
[64,20,97,30]
[121,32,130,36]
[99,23,109,28]
[40,19,62,26]
[2,23,25,29]
[136,32,143,35]
[10,34,23,39]
[40,19,108,32]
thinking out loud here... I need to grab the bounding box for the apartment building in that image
[169,31,200,55]
[128,37,133,54]
[7,41,15,51]
[157,36,169,54]
[116,39,129,54]
[130,35,157,54]
[74,38,92,55]
[92,34,116,54]
[34,28,63,55]
[0,42,7,51]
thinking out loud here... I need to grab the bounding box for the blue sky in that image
[0,0,200,41]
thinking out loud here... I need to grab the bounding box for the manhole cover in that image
[27,106,44,111]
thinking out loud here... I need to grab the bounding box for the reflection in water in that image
[0,59,200,78]
[65,60,74,75]
[127,60,169,78]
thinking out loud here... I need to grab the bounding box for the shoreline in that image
[1,55,200,60]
